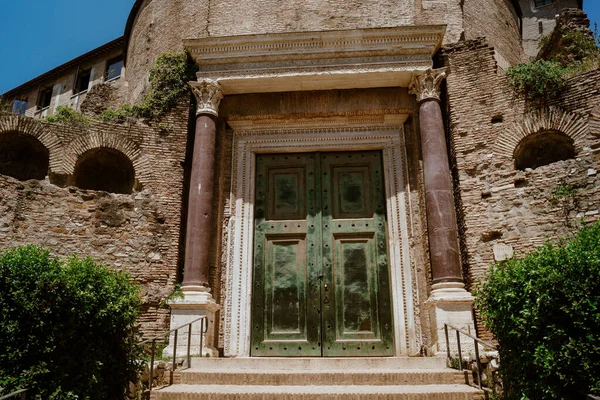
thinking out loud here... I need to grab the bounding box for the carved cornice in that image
[409,68,448,103]
[189,79,224,117]
[183,26,446,94]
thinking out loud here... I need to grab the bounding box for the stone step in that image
[189,357,447,370]
[180,369,467,386]
[153,384,484,400]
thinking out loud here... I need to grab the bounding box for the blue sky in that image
[0,1,599,93]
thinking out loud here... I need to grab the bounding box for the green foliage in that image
[97,104,136,123]
[0,97,12,113]
[510,30,600,101]
[549,181,578,203]
[0,246,143,400]
[548,181,580,227]
[45,106,90,126]
[101,52,198,122]
[476,223,600,399]
[506,60,568,101]
[560,31,600,62]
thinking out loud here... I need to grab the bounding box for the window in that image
[11,99,27,115]
[74,68,92,94]
[37,87,52,109]
[514,131,575,170]
[105,56,123,81]
[534,0,553,7]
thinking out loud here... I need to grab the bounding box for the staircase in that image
[151,357,484,399]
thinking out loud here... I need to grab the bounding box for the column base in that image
[424,283,476,357]
[163,286,221,359]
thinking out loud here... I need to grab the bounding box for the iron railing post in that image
[444,324,451,362]
[149,339,156,393]
[456,329,463,371]
[200,318,205,357]
[474,338,483,390]
[187,322,192,368]
[172,329,178,372]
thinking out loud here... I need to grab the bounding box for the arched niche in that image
[0,131,49,181]
[74,148,135,194]
[514,130,575,170]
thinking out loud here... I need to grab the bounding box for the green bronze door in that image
[251,151,393,357]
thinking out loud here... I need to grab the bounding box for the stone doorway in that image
[224,120,416,357]
[250,151,394,357]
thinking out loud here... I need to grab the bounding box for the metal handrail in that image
[0,389,28,400]
[444,323,498,394]
[141,316,208,393]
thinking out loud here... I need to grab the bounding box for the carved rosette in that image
[409,68,449,103]
[189,79,224,117]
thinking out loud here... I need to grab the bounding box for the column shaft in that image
[183,114,217,287]
[419,99,462,285]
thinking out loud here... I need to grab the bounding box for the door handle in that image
[324,284,329,291]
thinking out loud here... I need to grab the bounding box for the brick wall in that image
[441,39,600,339]
[0,100,192,338]
[463,0,526,69]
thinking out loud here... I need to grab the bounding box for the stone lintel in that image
[184,25,446,94]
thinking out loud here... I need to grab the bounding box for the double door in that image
[251,151,393,357]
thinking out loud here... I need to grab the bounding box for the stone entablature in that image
[184,26,446,94]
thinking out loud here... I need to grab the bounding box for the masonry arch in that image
[63,132,151,188]
[0,131,49,181]
[74,148,135,194]
[495,107,588,169]
[0,115,63,174]
[514,130,575,170]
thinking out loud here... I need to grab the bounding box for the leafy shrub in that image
[506,60,568,101]
[477,223,600,399]
[0,246,142,400]
[101,52,198,122]
[45,106,90,126]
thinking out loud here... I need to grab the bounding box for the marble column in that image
[409,68,475,355]
[164,79,223,358]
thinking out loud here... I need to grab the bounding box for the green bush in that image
[477,223,600,399]
[506,60,568,101]
[100,52,198,122]
[0,246,142,400]
[45,106,90,126]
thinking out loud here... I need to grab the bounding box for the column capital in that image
[409,68,449,103]
[189,79,224,117]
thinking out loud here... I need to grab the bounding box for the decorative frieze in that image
[409,68,448,103]
[189,79,224,117]
[184,26,446,94]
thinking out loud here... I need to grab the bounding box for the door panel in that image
[252,154,321,356]
[321,151,394,356]
[252,151,393,357]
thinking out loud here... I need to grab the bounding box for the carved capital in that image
[189,79,224,117]
[409,68,449,103]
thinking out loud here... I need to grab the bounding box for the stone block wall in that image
[463,0,526,69]
[441,38,600,339]
[0,101,192,338]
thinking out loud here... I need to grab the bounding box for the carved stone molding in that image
[409,68,448,103]
[184,26,446,94]
[223,117,419,357]
[189,79,224,117]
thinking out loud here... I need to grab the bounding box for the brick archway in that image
[62,131,152,186]
[0,115,63,174]
[495,107,588,161]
